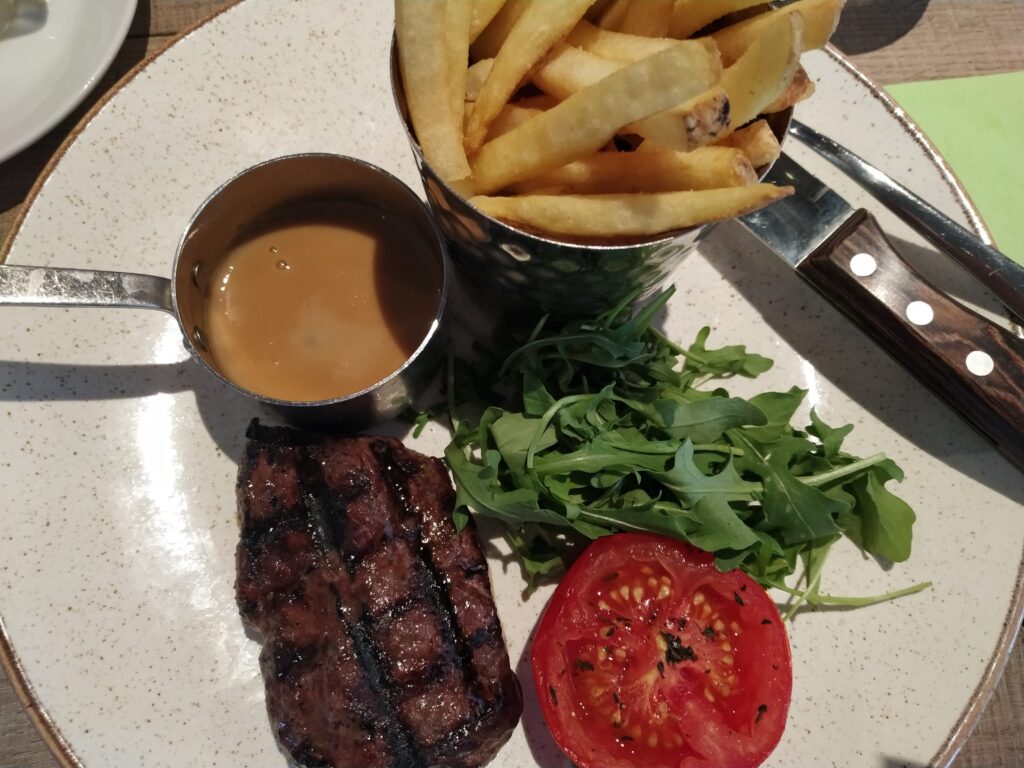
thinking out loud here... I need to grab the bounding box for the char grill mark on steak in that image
[237,436,414,767]
[236,421,521,768]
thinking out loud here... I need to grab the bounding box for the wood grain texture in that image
[833,0,1024,83]
[798,210,1024,470]
[1,1,1021,767]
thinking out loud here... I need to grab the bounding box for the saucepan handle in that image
[796,209,1024,472]
[0,265,174,313]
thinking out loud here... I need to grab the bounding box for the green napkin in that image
[886,72,1024,265]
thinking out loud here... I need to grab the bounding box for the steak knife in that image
[738,154,1024,471]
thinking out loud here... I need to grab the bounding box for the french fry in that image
[465,58,493,101]
[398,0,843,242]
[486,104,545,141]
[396,0,471,182]
[469,0,530,60]
[618,0,674,37]
[596,0,632,30]
[565,19,679,62]
[764,65,815,112]
[531,43,621,100]
[471,44,722,194]
[508,146,757,194]
[532,44,727,151]
[715,119,782,168]
[446,0,474,136]
[630,87,730,150]
[718,12,803,134]
[469,0,508,43]
[668,0,767,39]
[711,0,845,64]
[465,0,594,153]
[470,184,793,237]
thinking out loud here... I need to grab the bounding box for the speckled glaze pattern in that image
[0,3,1022,768]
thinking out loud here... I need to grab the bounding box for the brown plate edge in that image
[0,21,1021,768]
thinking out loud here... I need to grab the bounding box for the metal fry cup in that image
[390,58,701,316]
[390,43,790,318]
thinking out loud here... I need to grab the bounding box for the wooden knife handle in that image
[797,209,1024,471]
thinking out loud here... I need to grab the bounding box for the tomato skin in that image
[531,533,791,768]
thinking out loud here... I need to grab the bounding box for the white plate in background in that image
[0,0,137,162]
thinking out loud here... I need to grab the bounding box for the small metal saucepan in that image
[0,154,450,429]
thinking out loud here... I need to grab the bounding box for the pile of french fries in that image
[396,0,844,238]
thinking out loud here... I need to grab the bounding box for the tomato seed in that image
[632,587,644,601]
[692,592,705,606]
[648,735,658,747]
[658,585,670,599]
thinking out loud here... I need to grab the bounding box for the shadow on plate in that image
[0,355,424,459]
[697,221,1024,506]
[0,357,261,459]
[880,758,929,768]
[514,617,573,768]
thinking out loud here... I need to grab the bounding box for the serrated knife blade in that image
[736,153,1024,472]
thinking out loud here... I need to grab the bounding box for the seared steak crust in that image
[236,421,521,768]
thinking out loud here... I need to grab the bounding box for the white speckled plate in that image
[1,2,1022,767]
[0,0,137,162]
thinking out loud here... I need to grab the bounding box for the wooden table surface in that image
[1,1,1022,766]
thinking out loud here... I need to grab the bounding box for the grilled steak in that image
[235,421,522,768]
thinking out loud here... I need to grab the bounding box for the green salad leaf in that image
[443,286,929,612]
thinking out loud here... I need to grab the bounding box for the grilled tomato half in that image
[532,533,791,768]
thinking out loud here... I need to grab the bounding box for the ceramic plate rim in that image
[0,3,1021,766]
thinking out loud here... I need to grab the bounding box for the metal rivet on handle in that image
[906,300,934,326]
[849,252,877,277]
[966,350,994,376]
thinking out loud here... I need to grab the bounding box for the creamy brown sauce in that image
[204,201,441,402]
